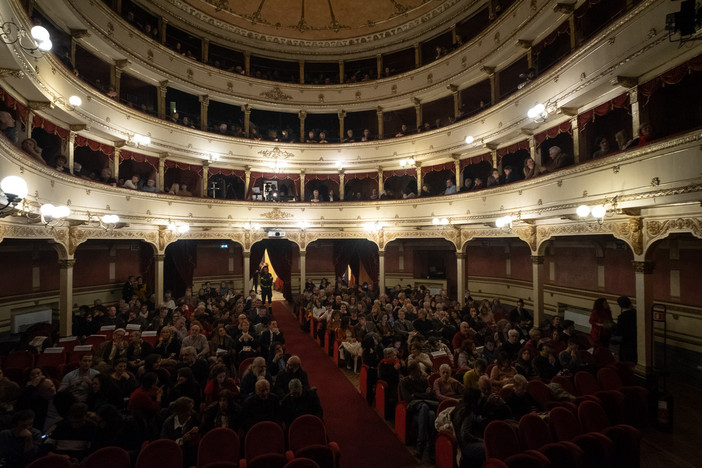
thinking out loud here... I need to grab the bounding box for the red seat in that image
[484,459,509,468]
[243,453,288,468]
[538,442,583,468]
[394,387,414,444]
[85,334,107,347]
[593,347,615,368]
[197,427,241,467]
[503,451,552,468]
[245,422,286,460]
[578,400,641,468]
[518,413,553,451]
[596,367,648,426]
[294,445,337,468]
[431,354,453,370]
[435,430,458,468]
[3,350,35,369]
[548,407,614,468]
[574,371,624,422]
[550,375,576,396]
[36,351,67,380]
[436,399,457,415]
[83,446,131,468]
[428,372,441,388]
[283,458,320,468]
[288,416,340,468]
[27,454,73,468]
[484,420,521,460]
[239,357,256,379]
[136,439,183,468]
[526,380,576,414]
[374,380,390,420]
[202,463,239,468]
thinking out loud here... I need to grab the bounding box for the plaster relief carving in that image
[259,87,293,101]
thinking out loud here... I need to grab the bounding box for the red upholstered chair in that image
[197,427,241,467]
[548,406,614,468]
[83,446,131,468]
[3,350,35,369]
[431,354,453,370]
[294,445,337,468]
[202,463,239,468]
[136,439,183,468]
[27,454,73,468]
[85,334,107,347]
[436,399,457,415]
[484,459,509,468]
[239,358,256,379]
[427,372,441,389]
[550,375,576,396]
[36,351,67,380]
[593,347,615,368]
[245,422,286,460]
[283,458,320,468]
[596,367,649,427]
[324,329,334,356]
[374,380,390,419]
[484,420,521,460]
[578,400,641,468]
[358,364,369,399]
[503,451,552,468]
[435,430,458,468]
[242,453,288,468]
[394,387,415,444]
[526,380,576,414]
[518,413,554,451]
[574,371,624,422]
[535,443,583,468]
[288,415,340,462]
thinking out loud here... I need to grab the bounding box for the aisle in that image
[272,302,419,468]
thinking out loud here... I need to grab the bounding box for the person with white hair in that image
[432,364,464,402]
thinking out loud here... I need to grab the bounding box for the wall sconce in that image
[133,134,151,147]
[335,161,344,170]
[88,213,121,230]
[39,203,71,227]
[243,222,261,231]
[297,220,309,230]
[168,221,189,234]
[495,215,514,229]
[363,221,384,232]
[432,217,449,226]
[465,136,475,144]
[399,157,415,167]
[527,103,548,122]
[576,204,607,224]
[1,23,52,58]
[0,175,29,217]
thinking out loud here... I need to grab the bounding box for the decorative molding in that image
[0,68,24,79]
[259,87,293,101]
[259,208,295,220]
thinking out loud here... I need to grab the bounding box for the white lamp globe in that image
[37,39,52,51]
[576,205,591,218]
[102,214,119,224]
[465,136,475,144]
[31,26,50,42]
[432,217,440,225]
[40,204,55,217]
[495,217,506,228]
[53,205,71,218]
[1,176,29,199]
[527,103,546,119]
[68,95,82,106]
[591,205,606,219]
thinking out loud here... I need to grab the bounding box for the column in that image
[243,251,251,292]
[202,161,209,197]
[571,116,580,164]
[378,250,386,294]
[111,59,127,99]
[376,107,384,140]
[154,254,165,307]
[481,67,496,106]
[299,250,306,294]
[378,167,384,193]
[454,158,461,188]
[113,146,121,181]
[58,258,75,337]
[67,131,76,174]
[629,86,640,139]
[415,164,422,194]
[115,0,122,15]
[376,54,383,78]
[70,37,77,70]
[633,261,654,374]
[338,60,344,84]
[159,17,167,44]
[456,251,466,306]
[669,241,680,299]
[244,167,251,196]
[300,171,306,200]
[158,155,166,191]
[202,38,209,64]
[414,43,421,68]
[242,105,251,136]
[26,109,34,140]
[531,255,545,327]
[298,111,307,143]
[529,135,537,165]
[339,172,345,200]
[199,95,209,131]
[451,25,457,44]
[568,14,576,51]
[244,52,251,75]
[491,148,498,170]
[338,110,346,142]
[299,61,305,84]
[413,98,422,130]
[158,81,169,120]
[448,85,460,119]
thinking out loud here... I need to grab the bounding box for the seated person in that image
[614,129,634,150]
[400,363,437,460]
[395,124,410,138]
[503,165,520,183]
[504,374,537,419]
[123,175,140,189]
[54,155,70,174]
[0,410,42,468]
[280,378,323,425]
[459,178,472,192]
[140,178,159,193]
[523,157,544,179]
[310,189,322,203]
[342,129,356,143]
[318,131,329,143]
[472,177,484,190]
[21,138,45,163]
[201,389,242,432]
[545,146,573,172]
[178,183,193,197]
[433,363,464,402]
[486,168,502,187]
[444,178,457,195]
[591,136,613,159]
[243,380,282,430]
[532,342,562,381]
[44,402,97,462]
[305,130,317,143]
[361,128,374,142]
[0,110,19,144]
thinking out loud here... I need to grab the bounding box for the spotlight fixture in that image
[39,203,71,227]
[68,95,82,107]
[0,175,29,216]
[465,136,475,144]
[1,22,52,58]
[527,103,548,122]
[168,221,189,234]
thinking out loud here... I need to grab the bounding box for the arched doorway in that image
[250,239,298,302]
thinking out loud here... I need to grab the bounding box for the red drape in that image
[0,87,28,124]
[120,149,160,171]
[32,115,70,140]
[306,173,341,183]
[333,240,379,287]
[250,240,294,301]
[208,167,245,180]
[248,172,301,199]
[532,22,570,56]
[74,135,115,159]
[164,241,197,299]
[496,140,530,159]
[384,168,416,178]
[460,152,492,170]
[164,160,204,176]
[577,93,630,130]
[638,54,702,106]
[345,172,379,181]
[421,161,456,177]
[534,121,573,147]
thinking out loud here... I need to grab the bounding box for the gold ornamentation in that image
[260,208,294,220]
[259,87,292,101]
[0,68,24,79]
[651,177,660,187]
[645,218,702,244]
[515,225,537,251]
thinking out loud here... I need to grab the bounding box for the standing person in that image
[589,298,614,347]
[260,265,274,312]
[616,296,637,363]
[253,268,260,294]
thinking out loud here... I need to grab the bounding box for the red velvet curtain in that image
[460,152,492,170]
[333,240,379,286]
[577,93,630,130]
[164,241,197,299]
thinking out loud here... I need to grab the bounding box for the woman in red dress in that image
[589,298,613,347]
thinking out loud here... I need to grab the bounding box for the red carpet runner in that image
[273,301,419,468]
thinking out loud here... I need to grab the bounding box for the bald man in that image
[273,355,309,397]
[243,379,281,429]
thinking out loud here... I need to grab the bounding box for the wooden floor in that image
[339,367,702,468]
